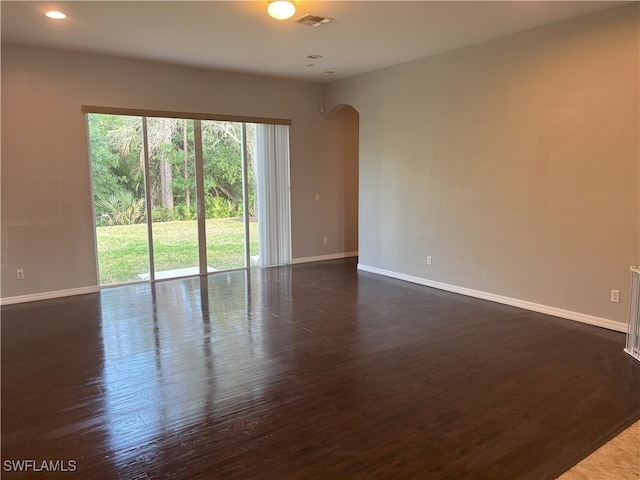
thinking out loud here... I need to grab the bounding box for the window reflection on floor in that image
[99,270,292,466]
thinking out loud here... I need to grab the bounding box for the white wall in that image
[1,46,355,299]
[325,4,639,327]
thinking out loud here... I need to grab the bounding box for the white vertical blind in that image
[256,124,291,266]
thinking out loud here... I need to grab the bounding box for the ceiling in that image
[1,1,628,83]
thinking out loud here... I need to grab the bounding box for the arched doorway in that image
[323,104,359,258]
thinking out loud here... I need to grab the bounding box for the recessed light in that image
[45,10,66,19]
[323,71,334,76]
[307,54,323,60]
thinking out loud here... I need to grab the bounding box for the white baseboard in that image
[3,264,624,334]
[292,251,359,265]
[1,286,100,306]
[357,264,627,333]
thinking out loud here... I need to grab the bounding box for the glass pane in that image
[147,118,199,279]
[201,120,247,271]
[88,114,150,285]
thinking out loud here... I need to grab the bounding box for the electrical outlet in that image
[323,237,328,245]
[17,269,24,280]
[611,290,620,303]
[315,194,321,202]
[427,256,432,266]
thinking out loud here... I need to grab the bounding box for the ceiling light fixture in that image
[45,10,66,19]
[267,0,295,20]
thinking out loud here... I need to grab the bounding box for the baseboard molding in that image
[292,251,359,265]
[3,265,624,333]
[1,286,100,306]
[357,264,627,333]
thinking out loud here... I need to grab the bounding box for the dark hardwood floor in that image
[2,259,639,479]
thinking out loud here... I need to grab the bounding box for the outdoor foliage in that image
[99,188,145,226]
[89,114,258,225]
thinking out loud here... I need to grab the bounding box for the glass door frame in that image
[89,112,263,287]
[139,117,254,283]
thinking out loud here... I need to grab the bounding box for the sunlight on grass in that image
[97,218,258,285]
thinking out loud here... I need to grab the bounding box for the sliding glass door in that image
[146,117,200,280]
[89,114,150,285]
[88,112,289,287]
[201,120,252,271]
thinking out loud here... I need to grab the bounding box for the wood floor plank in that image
[2,259,639,479]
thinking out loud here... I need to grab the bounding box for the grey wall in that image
[310,105,359,257]
[1,46,356,299]
[325,4,639,326]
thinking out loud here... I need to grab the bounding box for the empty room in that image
[1,1,639,479]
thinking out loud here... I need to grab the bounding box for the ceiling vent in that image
[295,14,333,27]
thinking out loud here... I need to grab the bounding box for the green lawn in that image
[97,218,258,285]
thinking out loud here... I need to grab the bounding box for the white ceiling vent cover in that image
[295,14,333,27]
